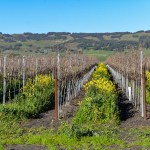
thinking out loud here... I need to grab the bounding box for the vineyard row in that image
[106,51,147,119]
[0,54,98,116]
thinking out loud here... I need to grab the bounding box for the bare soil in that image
[118,90,150,128]
[20,88,85,129]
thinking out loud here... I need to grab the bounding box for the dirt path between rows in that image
[118,91,150,128]
[19,88,85,129]
[21,87,150,130]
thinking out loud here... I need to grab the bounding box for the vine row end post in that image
[142,64,147,121]
[54,66,59,120]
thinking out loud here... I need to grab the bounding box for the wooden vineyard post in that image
[36,58,38,77]
[54,53,60,120]
[121,74,124,91]
[3,56,6,104]
[67,80,70,103]
[142,64,147,120]
[132,80,135,102]
[54,66,59,120]
[22,56,25,92]
[140,51,144,117]
[69,51,72,68]
[126,77,128,98]
[52,58,54,79]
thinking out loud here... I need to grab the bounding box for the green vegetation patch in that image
[73,63,119,125]
[0,75,54,119]
[83,50,114,61]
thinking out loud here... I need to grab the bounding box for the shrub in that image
[73,63,119,125]
[0,75,54,119]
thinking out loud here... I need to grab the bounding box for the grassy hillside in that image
[0,31,150,55]
[84,50,114,61]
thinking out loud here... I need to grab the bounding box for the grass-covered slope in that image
[1,31,150,55]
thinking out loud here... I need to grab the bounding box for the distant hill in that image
[0,30,150,54]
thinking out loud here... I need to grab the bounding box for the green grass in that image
[103,35,112,40]
[1,118,150,150]
[84,36,100,41]
[83,50,115,61]
[143,48,150,56]
[0,39,66,55]
[0,120,126,150]
[119,34,139,41]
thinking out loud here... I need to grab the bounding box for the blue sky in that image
[0,0,150,34]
